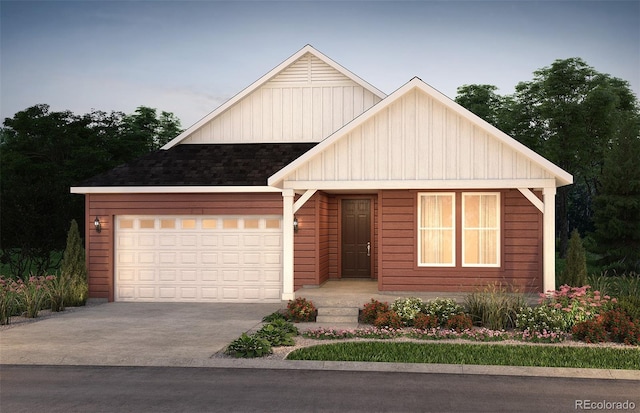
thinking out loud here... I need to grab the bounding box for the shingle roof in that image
[77,143,317,187]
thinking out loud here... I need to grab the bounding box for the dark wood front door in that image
[341,199,371,278]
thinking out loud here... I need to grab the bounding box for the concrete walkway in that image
[1,301,638,381]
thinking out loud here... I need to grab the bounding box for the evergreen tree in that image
[592,115,640,272]
[560,229,588,286]
[60,220,88,306]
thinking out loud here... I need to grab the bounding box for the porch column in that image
[281,189,295,301]
[543,187,557,294]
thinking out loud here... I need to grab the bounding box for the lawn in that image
[286,341,640,370]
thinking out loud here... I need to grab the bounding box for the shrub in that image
[560,229,588,287]
[262,310,287,323]
[360,299,389,324]
[225,333,272,358]
[572,319,608,343]
[374,310,404,329]
[423,298,464,326]
[255,324,295,347]
[0,277,22,325]
[267,318,299,336]
[445,313,473,332]
[60,220,88,307]
[600,310,640,345]
[539,284,615,330]
[46,271,71,312]
[516,305,567,333]
[390,297,424,325]
[464,283,526,330]
[285,297,316,322]
[19,275,51,318]
[413,313,439,330]
[613,295,640,321]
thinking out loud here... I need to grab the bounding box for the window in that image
[463,193,500,267]
[418,193,455,266]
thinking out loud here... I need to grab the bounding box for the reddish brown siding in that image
[379,189,542,293]
[85,192,283,301]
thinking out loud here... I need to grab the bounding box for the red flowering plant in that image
[571,319,608,344]
[600,310,640,346]
[285,297,317,322]
[360,299,390,324]
[445,313,473,332]
[539,285,616,331]
[374,310,404,329]
[413,313,439,330]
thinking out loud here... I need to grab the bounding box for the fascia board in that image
[162,45,386,150]
[70,186,282,194]
[282,179,559,190]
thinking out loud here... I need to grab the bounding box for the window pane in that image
[418,194,455,266]
[463,193,499,266]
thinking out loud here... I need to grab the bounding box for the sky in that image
[1,0,639,128]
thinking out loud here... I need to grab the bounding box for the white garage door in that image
[115,215,282,302]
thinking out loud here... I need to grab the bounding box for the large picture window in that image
[463,193,500,267]
[418,193,455,266]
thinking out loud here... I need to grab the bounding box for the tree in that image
[455,84,504,127]
[591,114,640,272]
[0,104,182,277]
[560,229,588,286]
[60,219,88,306]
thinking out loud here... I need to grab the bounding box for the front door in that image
[341,199,371,278]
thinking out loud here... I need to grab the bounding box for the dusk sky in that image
[1,1,638,128]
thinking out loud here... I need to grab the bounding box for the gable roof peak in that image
[162,45,386,149]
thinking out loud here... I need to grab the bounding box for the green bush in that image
[225,333,272,358]
[262,310,287,323]
[255,324,295,347]
[285,297,316,322]
[390,297,424,325]
[423,298,464,326]
[613,295,640,321]
[464,284,526,330]
[267,318,299,336]
[360,299,389,324]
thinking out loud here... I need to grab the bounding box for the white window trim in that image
[462,192,501,268]
[417,192,456,267]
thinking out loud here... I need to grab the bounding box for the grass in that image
[286,341,640,370]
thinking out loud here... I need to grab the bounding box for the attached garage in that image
[114,215,283,302]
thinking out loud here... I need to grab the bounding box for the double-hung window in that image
[418,193,455,266]
[463,193,500,267]
[417,192,500,267]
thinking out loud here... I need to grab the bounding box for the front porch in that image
[294,279,470,326]
[293,279,539,328]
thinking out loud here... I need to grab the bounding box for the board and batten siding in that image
[286,88,554,184]
[181,53,382,144]
[85,193,283,301]
[378,189,542,293]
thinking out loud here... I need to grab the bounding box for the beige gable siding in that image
[182,53,382,144]
[287,89,553,183]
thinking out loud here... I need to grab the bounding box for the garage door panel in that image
[115,215,282,303]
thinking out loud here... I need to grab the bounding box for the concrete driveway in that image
[0,302,282,367]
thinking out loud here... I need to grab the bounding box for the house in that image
[71,45,573,303]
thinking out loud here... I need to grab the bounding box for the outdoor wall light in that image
[94,216,102,233]
[293,217,299,233]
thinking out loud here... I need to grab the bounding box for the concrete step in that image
[315,307,359,324]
